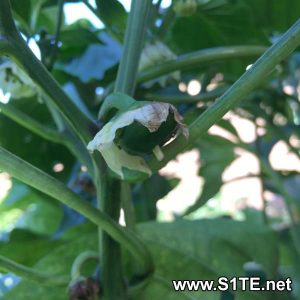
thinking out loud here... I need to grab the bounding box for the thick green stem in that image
[0,255,68,286]
[0,0,96,144]
[0,146,153,276]
[96,1,153,298]
[101,177,126,299]
[114,0,152,95]
[145,18,300,175]
[9,42,94,144]
[121,181,136,231]
[92,153,127,299]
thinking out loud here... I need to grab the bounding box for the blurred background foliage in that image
[0,0,300,299]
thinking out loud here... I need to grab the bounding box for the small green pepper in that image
[117,109,178,155]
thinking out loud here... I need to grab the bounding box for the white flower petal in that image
[99,143,151,179]
[88,103,171,150]
[133,102,170,132]
[139,42,180,87]
[87,101,189,178]
[0,61,38,99]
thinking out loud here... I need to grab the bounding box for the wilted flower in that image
[0,60,39,99]
[139,42,180,87]
[68,277,100,300]
[87,102,188,179]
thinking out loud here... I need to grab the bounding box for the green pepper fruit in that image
[89,93,188,179]
[118,109,178,155]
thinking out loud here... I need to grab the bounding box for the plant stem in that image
[143,86,229,104]
[83,0,124,44]
[224,173,259,184]
[145,18,300,176]
[0,102,94,174]
[138,46,267,83]
[121,181,136,231]
[0,0,96,144]
[101,46,266,99]
[101,177,126,298]
[0,146,153,276]
[0,255,68,286]
[64,130,94,175]
[157,4,174,38]
[71,251,99,280]
[0,102,63,143]
[259,158,300,255]
[254,124,268,225]
[95,1,153,298]
[10,42,94,144]
[48,0,64,70]
[236,140,300,254]
[114,0,152,95]
[82,0,99,18]
[92,153,127,299]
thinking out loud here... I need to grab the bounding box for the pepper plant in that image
[0,0,300,299]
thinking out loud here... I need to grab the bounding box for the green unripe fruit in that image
[118,110,178,155]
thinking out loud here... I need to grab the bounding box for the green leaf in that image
[58,32,122,82]
[134,174,180,222]
[35,5,59,34]
[0,229,62,268]
[3,232,97,300]
[0,180,63,236]
[10,0,32,32]
[59,20,103,58]
[95,0,127,41]
[244,0,300,33]
[170,0,300,54]
[133,219,278,299]
[0,98,75,180]
[170,0,263,53]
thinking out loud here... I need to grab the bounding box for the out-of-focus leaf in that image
[133,174,180,222]
[0,229,62,268]
[58,20,103,58]
[169,0,262,53]
[0,180,63,236]
[10,0,58,34]
[10,0,32,32]
[95,0,127,41]
[185,134,236,215]
[244,0,300,34]
[63,82,94,120]
[44,0,81,6]
[58,32,122,82]
[35,5,58,33]
[0,98,74,180]
[169,0,300,54]
[277,225,300,298]
[131,219,278,299]
[3,232,97,300]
